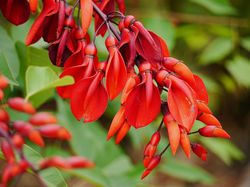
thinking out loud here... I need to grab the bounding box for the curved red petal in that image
[125,82,161,128]
[106,50,127,100]
[193,74,209,104]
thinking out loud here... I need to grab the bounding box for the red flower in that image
[125,62,161,128]
[0,0,30,25]
[105,35,127,99]
[57,43,97,98]
[191,143,207,161]
[70,62,108,122]
[26,0,68,45]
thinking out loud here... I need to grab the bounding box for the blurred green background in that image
[1,0,250,186]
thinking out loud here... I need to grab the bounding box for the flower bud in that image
[8,97,36,114]
[199,126,230,139]
[40,157,70,169]
[28,130,45,147]
[0,122,9,132]
[29,112,57,126]
[12,134,24,150]
[1,140,15,163]
[191,143,207,161]
[141,155,161,179]
[0,74,9,89]
[38,125,71,140]
[198,113,221,127]
[0,89,4,101]
[67,156,95,168]
[0,109,10,123]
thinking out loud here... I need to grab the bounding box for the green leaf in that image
[200,37,233,65]
[25,66,74,107]
[201,138,244,165]
[227,56,250,87]
[0,27,20,85]
[56,97,142,187]
[160,158,215,185]
[241,38,250,51]
[23,145,68,187]
[189,0,236,15]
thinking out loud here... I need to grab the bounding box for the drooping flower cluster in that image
[0,0,230,179]
[0,74,94,186]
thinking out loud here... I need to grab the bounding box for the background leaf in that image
[25,66,74,107]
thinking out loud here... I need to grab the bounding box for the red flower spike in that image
[1,163,19,185]
[191,143,207,161]
[179,126,191,158]
[7,97,36,114]
[105,35,128,99]
[26,0,59,45]
[29,0,38,13]
[197,100,212,114]
[0,74,9,89]
[66,156,95,168]
[115,120,131,144]
[198,113,221,127]
[40,157,70,169]
[12,134,24,150]
[81,0,93,36]
[107,106,126,140]
[28,130,45,147]
[120,71,140,105]
[141,155,161,179]
[0,0,30,25]
[29,112,57,126]
[163,111,180,155]
[57,43,97,98]
[70,62,108,122]
[0,89,4,101]
[163,57,195,86]
[125,62,161,128]
[199,126,230,139]
[38,125,71,140]
[0,109,10,123]
[0,122,9,132]
[1,140,15,163]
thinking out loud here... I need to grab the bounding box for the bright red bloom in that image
[57,43,97,98]
[0,0,30,25]
[26,0,67,45]
[29,112,57,126]
[179,126,191,158]
[70,62,108,122]
[7,97,36,114]
[105,35,127,99]
[125,62,161,128]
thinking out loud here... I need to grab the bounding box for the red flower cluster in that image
[0,74,94,187]
[1,0,231,180]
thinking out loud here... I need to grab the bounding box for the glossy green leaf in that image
[201,138,244,165]
[0,27,20,85]
[200,37,233,65]
[227,56,250,87]
[160,158,215,185]
[56,97,143,187]
[189,0,236,15]
[241,38,250,52]
[25,66,74,107]
[23,145,68,187]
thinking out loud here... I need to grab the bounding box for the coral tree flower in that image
[0,0,30,25]
[125,62,161,128]
[70,62,108,122]
[105,35,127,100]
[26,0,68,45]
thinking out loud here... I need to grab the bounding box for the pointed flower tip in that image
[141,169,151,180]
